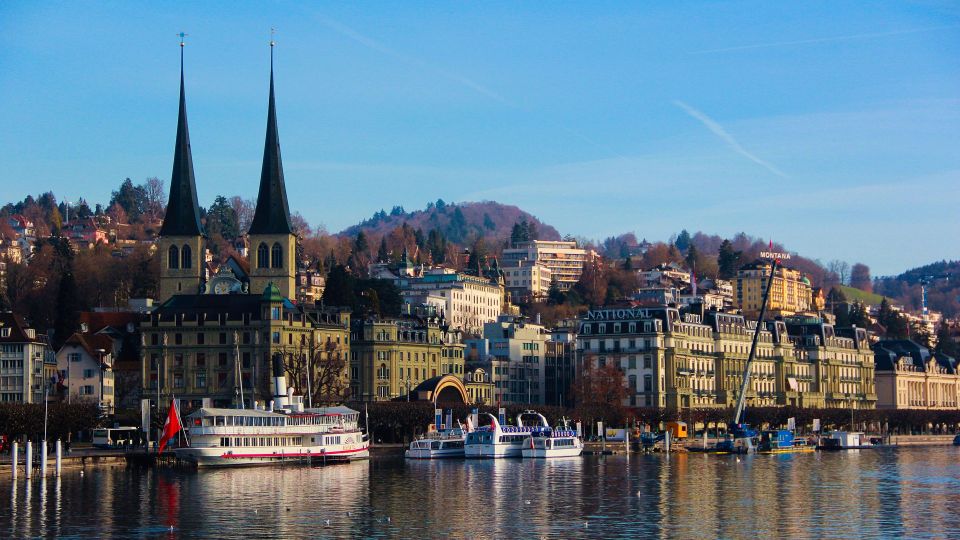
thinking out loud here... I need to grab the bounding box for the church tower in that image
[158,41,205,303]
[248,41,296,299]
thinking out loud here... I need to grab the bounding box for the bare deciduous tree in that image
[143,177,166,222]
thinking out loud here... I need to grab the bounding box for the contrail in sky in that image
[690,25,958,54]
[673,100,786,177]
[316,15,513,105]
[316,14,631,161]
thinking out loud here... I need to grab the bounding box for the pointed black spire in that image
[249,42,294,236]
[160,42,204,237]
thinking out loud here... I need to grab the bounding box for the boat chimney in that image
[271,352,290,409]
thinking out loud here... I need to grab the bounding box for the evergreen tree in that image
[547,278,565,305]
[449,207,467,242]
[935,325,959,358]
[510,223,524,246]
[206,195,239,240]
[414,228,425,248]
[354,230,370,255]
[321,265,357,308]
[717,239,742,279]
[377,237,389,263]
[427,228,447,264]
[675,229,691,252]
[685,244,699,271]
[482,213,496,231]
[527,220,539,241]
[623,256,633,271]
[53,268,82,349]
[109,178,148,221]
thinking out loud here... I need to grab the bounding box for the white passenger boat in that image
[174,358,369,467]
[406,409,467,459]
[405,430,466,459]
[465,410,551,459]
[521,427,582,458]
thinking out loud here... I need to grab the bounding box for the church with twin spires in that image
[142,44,350,410]
[157,44,296,304]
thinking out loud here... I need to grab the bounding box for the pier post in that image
[12,442,18,479]
[55,440,62,477]
[41,440,48,477]
[25,440,33,478]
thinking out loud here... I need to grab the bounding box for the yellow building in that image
[349,314,465,401]
[736,262,812,318]
[874,340,959,409]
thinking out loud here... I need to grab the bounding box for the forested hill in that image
[874,260,960,317]
[338,200,561,246]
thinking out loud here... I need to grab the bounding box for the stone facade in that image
[349,315,464,401]
[574,307,877,411]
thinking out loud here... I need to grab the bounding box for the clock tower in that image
[248,43,296,300]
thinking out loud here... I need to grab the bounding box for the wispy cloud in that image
[690,25,958,54]
[315,15,513,105]
[672,100,787,177]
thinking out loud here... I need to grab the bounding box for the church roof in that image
[248,49,294,236]
[159,47,204,237]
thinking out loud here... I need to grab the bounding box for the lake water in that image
[3,446,960,539]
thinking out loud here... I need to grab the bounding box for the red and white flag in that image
[157,400,181,454]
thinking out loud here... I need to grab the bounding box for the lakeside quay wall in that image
[1,435,954,472]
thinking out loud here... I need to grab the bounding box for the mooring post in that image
[25,440,33,478]
[55,440,62,477]
[12,441,18,479]
[41,440,48,477]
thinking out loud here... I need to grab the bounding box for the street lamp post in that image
[95,348,107,416]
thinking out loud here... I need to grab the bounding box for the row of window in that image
[219,436,304,447]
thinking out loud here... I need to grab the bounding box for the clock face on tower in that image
[207,274,243,295]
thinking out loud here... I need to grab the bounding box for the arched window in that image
[271,243,283,268]
[257,243,269,269]
[181,244,192,269]
[168,245,180,269]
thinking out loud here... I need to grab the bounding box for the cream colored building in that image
[502,260,552,303]
[874,340,959,409]
[502,240,592,291]
[736,262,812,318]
[397,268,504,335]
[574,307,876,412]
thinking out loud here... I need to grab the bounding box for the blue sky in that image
[1,1,958,275]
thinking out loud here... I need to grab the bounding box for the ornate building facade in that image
[349,313,465,401]
[575,307,877,412]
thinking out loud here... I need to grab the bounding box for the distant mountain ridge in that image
[338,200,561,246]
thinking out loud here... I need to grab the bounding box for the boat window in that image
[215,416,225,426]
[202,417,213,427]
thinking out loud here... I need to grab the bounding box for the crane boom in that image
[732,258,779,427]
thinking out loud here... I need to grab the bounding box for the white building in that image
[502,240,591,291]
[502,260,552,303]
[397,268,503,335]
[56,332,115,414]
[0,312,55,403]
[637,262,691,288]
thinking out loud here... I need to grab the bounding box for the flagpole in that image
[174,396,190,447]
